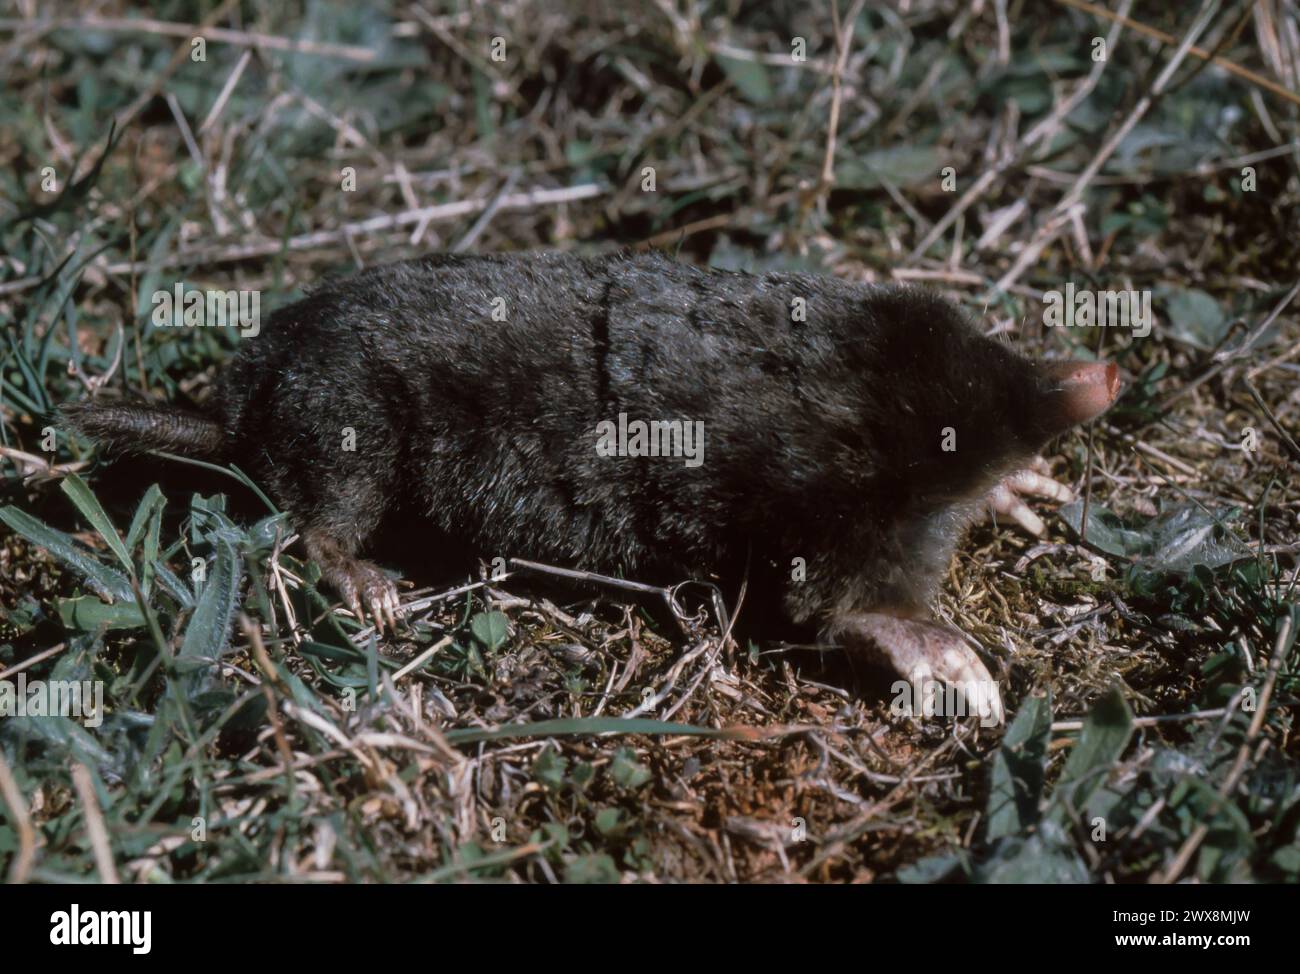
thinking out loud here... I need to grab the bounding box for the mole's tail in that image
[61,400,227,459]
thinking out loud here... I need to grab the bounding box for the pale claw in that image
[366,589,387,636]
[1004,467,1075,503]
[382,584,401,633]
[834,613,1004,725]
[359,569,400,635]
[334,576,363,628]
[987,458,1075,538]
[302,528,403,635]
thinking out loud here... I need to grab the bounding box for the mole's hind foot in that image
[302,529,401,634]
[830,611,1004,725]
[986,456,1074,537]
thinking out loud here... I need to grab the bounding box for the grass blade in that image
[60,472,133,575]
[1049,688,1134,825]
[177,535,242,673]
[445,717,741,745]
[986,692,1052,840]
[0,505,133,602]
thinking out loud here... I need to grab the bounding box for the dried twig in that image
[1052,0,1300,108]
[70,762,119,883]
[0,752,36,883]
[991,0,1224,295]
[0,13,377,62]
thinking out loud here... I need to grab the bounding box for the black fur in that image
[67,251,1078,626]
[61,400,224,457]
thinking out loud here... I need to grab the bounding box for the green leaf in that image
[986,692,1052,840]
[247,512,290,550]
[975,823,1090,883]
[715,53,772,104]
[299,640,366,663]
[1060,501,1252,574]
[0,505,133,602]
[1180,775,1255,845]
[1057,502,1148,559]
[124,483,165,551]
[536,822,569,851]
[151,560,195,609]
[896,851,968,884]
[533,748,568,791]
[469,611,509,651]
[365,633,379,701]
[125,484,166,596]
[61,473,133,574]
[610,747,653,790]
[594,807,624,836]
[3,714,116,772]
[177,534,241,674]
[565,853,620,884]
[1269,844,1300,877]
[1049,688,1133,825]
[996,76,1051,114]
[1157,286,1228,349]
[571,761,596,792]
[836,146,943,190]
[57,596,146,631]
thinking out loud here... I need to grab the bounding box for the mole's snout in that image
[1040,360,1122,429]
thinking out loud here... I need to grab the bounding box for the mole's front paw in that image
[329,559,402,635]
[831,612,1004,725]
[986,456,1074,537]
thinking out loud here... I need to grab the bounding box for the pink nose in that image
[1042,360,1121,427]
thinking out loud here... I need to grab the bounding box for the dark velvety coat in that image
[66,251,1079,630]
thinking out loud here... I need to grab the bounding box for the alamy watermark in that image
[0,675,104,728]
[1043,283,1152,338]
[595,412,705,468]
[50,904,151,954]
[151,283,261,337]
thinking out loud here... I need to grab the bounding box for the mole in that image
[63,251,1121,722]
